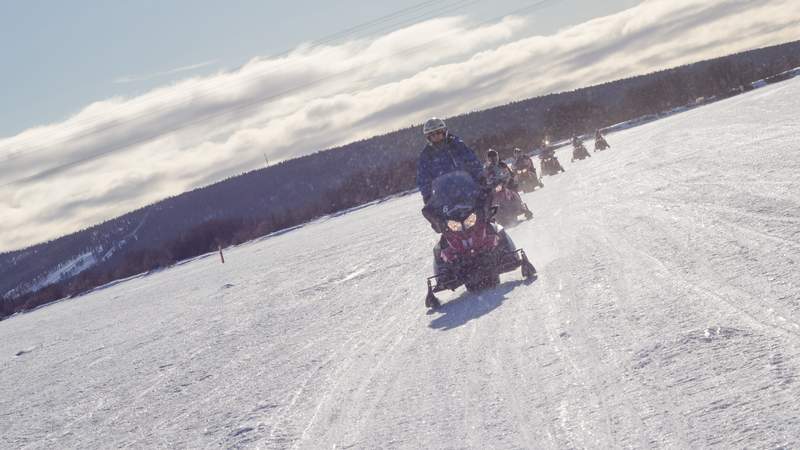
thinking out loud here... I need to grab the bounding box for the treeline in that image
[3,42,800,320]
[511,51,800,154]
[0,160,418,320]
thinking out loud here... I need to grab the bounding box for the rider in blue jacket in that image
[416,117,484,232]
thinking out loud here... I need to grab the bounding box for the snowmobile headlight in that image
[447,220,463,232]
[495,184,503,192]
[463,213,478,230]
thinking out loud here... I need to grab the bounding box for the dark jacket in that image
[416,134,484,203]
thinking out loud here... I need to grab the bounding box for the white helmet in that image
[423,117,448,145]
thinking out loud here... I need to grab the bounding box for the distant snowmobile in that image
[594,137,610,151]
[539,149,565,176]
[424,171,537,309]
[571,141,591,162]
[594,130,610,152]
[485,164,533,228]
[514,166,543,192]
[512,150,544,192]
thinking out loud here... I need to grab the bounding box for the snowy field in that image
[2,78,800,449]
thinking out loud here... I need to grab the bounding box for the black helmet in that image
[486,149,498,159]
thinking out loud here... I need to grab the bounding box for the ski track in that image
[1,78,800,449]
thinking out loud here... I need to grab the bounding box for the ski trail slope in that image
[2,78,800,449]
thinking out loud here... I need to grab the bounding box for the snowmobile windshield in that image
[429,171,481,221]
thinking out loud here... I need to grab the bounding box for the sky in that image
[1,0,798,252]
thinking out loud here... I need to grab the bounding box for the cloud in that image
[113,60,219,83]
[1,0,798,251]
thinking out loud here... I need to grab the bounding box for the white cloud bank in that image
[1,0,798,252]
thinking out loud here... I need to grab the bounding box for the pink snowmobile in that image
[424,171,537,309]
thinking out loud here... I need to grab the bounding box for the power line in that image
[1,0,559,188]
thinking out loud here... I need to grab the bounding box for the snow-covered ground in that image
[2,78,800,449]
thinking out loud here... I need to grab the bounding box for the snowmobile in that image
[424,171,537,309]
[513,159,544,192]
[539,150,565,176]
[594,136,610,151]
[571,142,591,162]
[514,167,543,192]
[485,165,533,228]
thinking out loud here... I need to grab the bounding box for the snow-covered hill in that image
[2,77,799,449]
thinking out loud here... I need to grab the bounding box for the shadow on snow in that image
[428,277,534,331]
